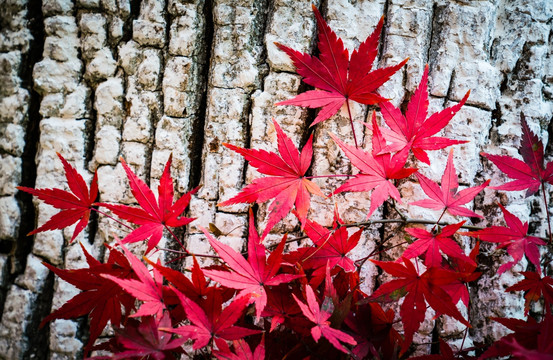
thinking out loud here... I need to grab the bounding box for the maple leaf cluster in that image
[19,4,553,360]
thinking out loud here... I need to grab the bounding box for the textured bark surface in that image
[0,0,552,358]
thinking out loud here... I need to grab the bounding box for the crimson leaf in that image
[41,243,135,349]
[102,241,166,320]
[331,112,417,217]
[379,64,470,164]
[483,113,553,196]
[163,289,260,350]
[100,155,196,253]
[403,221,473,268]
[218,119,324,238]
[370,257,470,354]
[462,204,546,274]
[276,5,407,127]
[411,150,489,218]
[18,153,98,242]
[293,284,356,353]
[201,210,301,319]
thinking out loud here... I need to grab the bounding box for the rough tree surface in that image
[0,0,552,358]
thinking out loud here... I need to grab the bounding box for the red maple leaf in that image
[275,5,407,128]
[370,257,470,354]
[218,119,324,238]
[285,213,362,287]
[261,284,303,332]
[293,284,357,353]
[201,211,302,319]
[41,243,136,349]
[102,241,166,319]
[100,155,196,253]
[483,113,553,196]
[163,289,260,350]
[441,242,481,307]
[213,336,265,360]
[403,221,473,268]
[110,313,185,360]
[379,64,470,164]
[503,337,553,360]
[345,302,402,360]
[331,112,417,217]
[18,153,98,242]
[302,213,361,273]
[481,315,553,359]
[411,150,489,218]
[505,271,553,315]
[462,204,546,274]
[148,255,211,306]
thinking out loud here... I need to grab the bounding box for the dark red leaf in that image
[482,113,553,196]
[462,204,546,274]
[345,302,402,359]
[163,288,261,350]
[112,312,185,360]
[506,271,553,315]
[293,283,356,353]
[41,243,135,349]
[370,258,470,354]
[482,314,553,359]
[441,242,481,307]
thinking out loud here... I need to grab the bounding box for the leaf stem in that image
[92,208,134,230]
[157,247,220,259]
[388,199,408,221]
[345,99,359,148]
[305,174,352,179]
[355,240,410,268]
[460,325,469,353]
[164,225,189,253]
[431,208,448,233]
[265,217,550,253]
[541,181,552,244]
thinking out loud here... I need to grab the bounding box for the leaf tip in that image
[460,89,471,104]
[273,41,285,50]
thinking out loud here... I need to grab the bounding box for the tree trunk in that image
[0,0,551,358]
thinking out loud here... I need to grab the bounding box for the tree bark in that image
[0,0,552,358]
